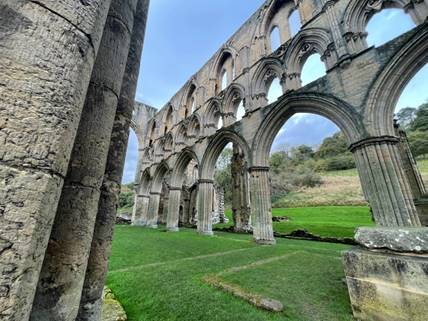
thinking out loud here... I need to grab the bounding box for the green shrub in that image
[315,155,355,171]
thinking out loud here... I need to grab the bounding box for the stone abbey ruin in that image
[1,0,428,320]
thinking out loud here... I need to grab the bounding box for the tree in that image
[408,131,428,158]
[315,132,348,159]
[290,145,314,164]
[396,107,417,129]
[411,103,428,132]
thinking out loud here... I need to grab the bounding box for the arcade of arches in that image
[1,0,428,321]
[131,1,428,320]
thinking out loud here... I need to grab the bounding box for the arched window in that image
[270,26,281,52]
[267,77,282,104]
[236,101,245,121]
[301,53,326,86]
[221,69,228,91]
[216,51,234,94]
[164,107,173,134]
[289,9,301,37]
[366,9,415,47]
[149,121,156,147]
[191,98,196,113]
[217,117,223,130]
[185,84,196,118]
[123,129,139,184]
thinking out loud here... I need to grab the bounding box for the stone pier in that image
[249,167,275,245]
[197,179,215,236]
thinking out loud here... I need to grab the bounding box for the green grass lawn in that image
[215,206,374,238]
[108,227,354,321]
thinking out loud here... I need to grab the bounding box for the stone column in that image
[167,187,182,231]
[30,1,138,320]
[231,145,252,232]
[249,167,275,245]
[350,136,421,227]
[0,1,111,320]
[147,192,161,228]
[133,195,151,226]
[197,179,214,236]
[76,2,150,319]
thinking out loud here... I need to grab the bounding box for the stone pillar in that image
[76,2,150,318]
[323,1,347,61]
[249,167,275,245]
[167,187,182,232]
[133,195,150,226]
[197,179,214,236]
[350,136,421,227]
[147,192,161,228]
[159,184,169,225]
[0,1,111,320]
[30,1,138,320]
[217,188,228,223]
[231,145,252,232]
[395,125,428,225]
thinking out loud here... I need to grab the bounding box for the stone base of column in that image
[253,237,276,245]
[167,227,179,232]
[198,230,214,236]
[234,224,253,233]
[148,224,158,229]
[343,227,428,321]
[132,219,147,226]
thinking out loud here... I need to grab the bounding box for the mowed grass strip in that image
[108,227,353,321]
[215,206,374,238]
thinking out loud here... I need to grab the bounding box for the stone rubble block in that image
[343,248,428,321]
[355,227,428,254]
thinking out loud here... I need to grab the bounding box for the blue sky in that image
[122,4,428,183]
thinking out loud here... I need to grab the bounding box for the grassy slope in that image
[108,227,354,321]
[216,206,373,238]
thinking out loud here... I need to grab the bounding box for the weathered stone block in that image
[343,248,428,321]
[355,227,428,254]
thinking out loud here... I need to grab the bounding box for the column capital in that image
[150,192,162,196]
[248,166,270,172]
[349,135,399,153]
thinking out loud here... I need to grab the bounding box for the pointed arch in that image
[175,123,187,146]
[163,104,174,134]
[251,57,284,96]
[187,114,202,139]
[205,98,223,129]
[170,148,200,187]
[252,92,365,166]
[138,169,152,196]
[258,0,296,53]
[223,83,246,117]
[210,45,239,94]
[164,132,173,152]
[151,161,170,194]
[283,27,336,89]
[341,0,423,53]
[365,24,428,136]
[200,129,251,180]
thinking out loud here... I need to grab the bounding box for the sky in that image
[122,4,428,183]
